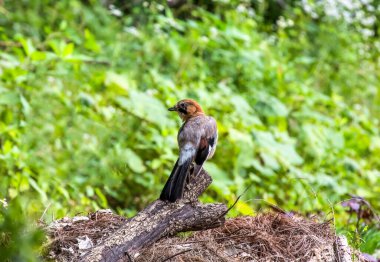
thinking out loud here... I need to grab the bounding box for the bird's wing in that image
[177,120,201,165]
[194,116,218,165]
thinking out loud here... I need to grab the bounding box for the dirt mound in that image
[43,209,357,261]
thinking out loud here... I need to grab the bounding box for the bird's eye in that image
[177,103,187,114]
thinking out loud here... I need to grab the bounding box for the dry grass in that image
[43,210,339,262]
[44,209,127,261]
[136,214,334,262]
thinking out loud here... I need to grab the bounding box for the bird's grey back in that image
[178,115,217,155]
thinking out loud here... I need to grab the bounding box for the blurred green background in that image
[1,0,380,260]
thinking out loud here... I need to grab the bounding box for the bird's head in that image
[168,99,204,121]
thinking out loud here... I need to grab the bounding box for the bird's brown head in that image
[168,99,204,121]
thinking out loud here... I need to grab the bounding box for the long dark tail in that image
[160,158,192,202]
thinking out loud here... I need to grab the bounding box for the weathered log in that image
[81,169,227,262]
[334,235,353,262]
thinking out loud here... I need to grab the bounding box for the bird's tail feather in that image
[160,158,192,202]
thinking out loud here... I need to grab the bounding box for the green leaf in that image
[0,92,19,105]
[95,188,108,208]
[63,43,74,57]
[84,29,100,53]
[204,162,232,195]
[29,178,48,203]
[116,90,169,126]
[20,38,35,56]
[31,51,46,61]
[255,93,289,118]
[20,95,31,115]
[105,72,133,93]
[260,151,280,170]
[125,149,146,173]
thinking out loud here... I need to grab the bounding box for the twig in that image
[327,198,342,262]
[165,233,259,246]
[125,251,133,262]
[219,182,254,218]
[161,249,192,262]
[0,41,22,48]
[244,198,287,214]
[81,59,111,65]
[39,202,52,222]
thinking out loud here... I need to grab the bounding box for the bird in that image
[160,99,218,202]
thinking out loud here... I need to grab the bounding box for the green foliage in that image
[0,0,379,257]
[0,199,44,262]
[340,225,380,255]
[360,228,380,254]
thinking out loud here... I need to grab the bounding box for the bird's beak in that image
[168,106,177,111]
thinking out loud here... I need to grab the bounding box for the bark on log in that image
[81,169,227,262]
[334,236,353,262]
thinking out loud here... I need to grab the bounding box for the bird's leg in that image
[187,163,195,184]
